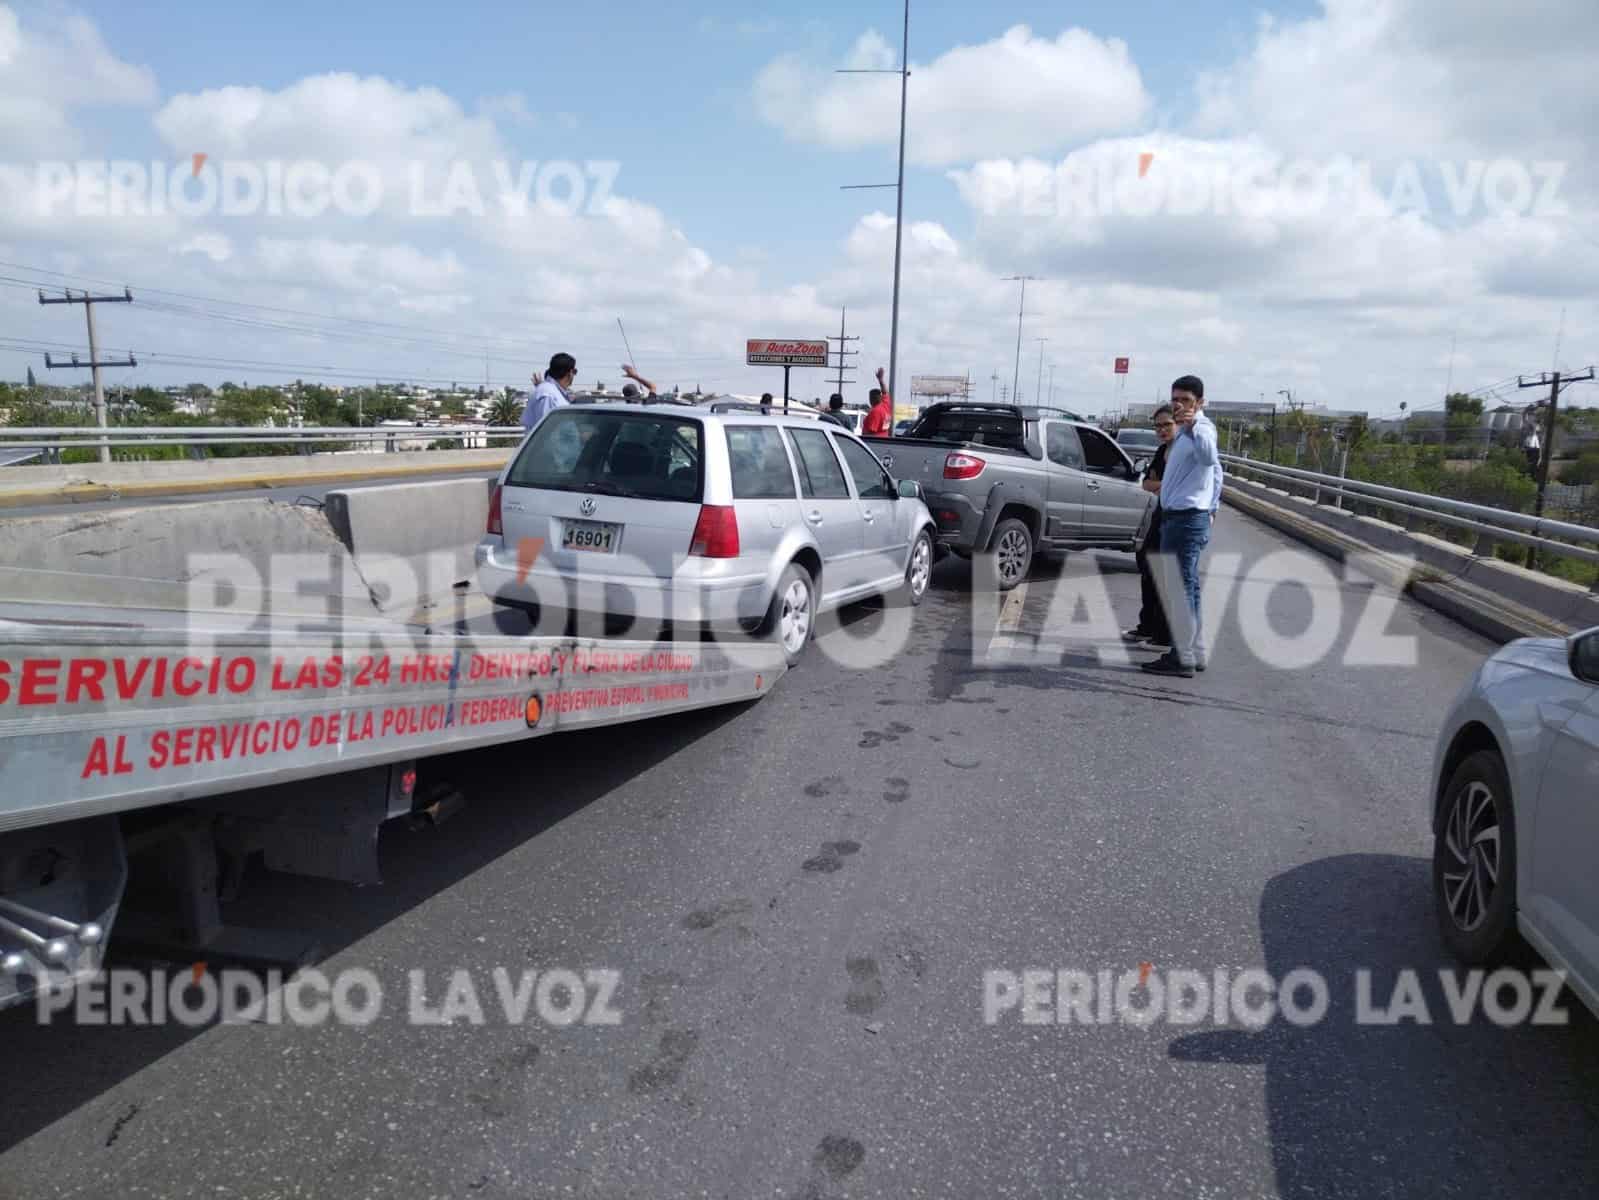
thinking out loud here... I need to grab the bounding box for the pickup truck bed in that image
[862,403,1153,589]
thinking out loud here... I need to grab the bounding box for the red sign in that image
[1114,357,1130,374]
[746,339,829,367]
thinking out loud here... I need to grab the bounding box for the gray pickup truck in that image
[866,402,1154,589]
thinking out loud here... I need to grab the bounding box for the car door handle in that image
[806,510,824,524]
[1086,480,1101,491]
[862,511,875,522]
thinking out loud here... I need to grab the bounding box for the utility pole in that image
[1004,276,1038,403]
[827,306,859,401]
[39,286,136,465]
[1033,338,1048,409]
[990,370,999,403]
[838,0,911,404]
[1519,367,1596,523]
[999,384,1009,404]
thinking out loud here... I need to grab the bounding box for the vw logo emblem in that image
[879,454,894,469]
[579,497,597,516]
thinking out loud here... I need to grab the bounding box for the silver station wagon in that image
[476,403,938,663]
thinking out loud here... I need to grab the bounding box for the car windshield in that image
[1117,430,1159,450]
[506,409,703,502]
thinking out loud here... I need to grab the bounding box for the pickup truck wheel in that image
[989,518,1034,591]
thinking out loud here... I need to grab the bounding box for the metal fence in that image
[0,425,528,460]
[1221,453,1599,569]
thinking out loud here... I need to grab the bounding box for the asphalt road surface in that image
[2,509,1597,1199]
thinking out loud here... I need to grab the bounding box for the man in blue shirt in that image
[1142,375,1222,678]
[522,352,577,431]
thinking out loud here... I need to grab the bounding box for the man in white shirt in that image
[522,353,577,431]
[1142,374,1222,678]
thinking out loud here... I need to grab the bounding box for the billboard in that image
[910,375,970,397]
[1114,357,1130,374]
[746,339,829,367]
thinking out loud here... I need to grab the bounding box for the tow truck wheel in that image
[989,518,1034,591]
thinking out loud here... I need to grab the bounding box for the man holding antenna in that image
[621,364,657,402]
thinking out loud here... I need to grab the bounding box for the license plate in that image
[562,519,621,553]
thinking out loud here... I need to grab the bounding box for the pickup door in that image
[1042,422,1087,542]
[1074,425,1150,540]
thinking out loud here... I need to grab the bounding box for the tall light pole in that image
[839,0,911,404]
[1005,275,1037,403]
[1033,338,1048,408]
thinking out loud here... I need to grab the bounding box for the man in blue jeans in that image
[1141,375,1221,678]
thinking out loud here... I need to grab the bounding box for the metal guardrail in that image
[0,425,528,453]
[1221,453,1599,568]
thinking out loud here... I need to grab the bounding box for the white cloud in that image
[179,233,232,263]
[1193,0,1599,171]
[755,24,1151,167]
[0,3,156,158]
[2,2,1595,420]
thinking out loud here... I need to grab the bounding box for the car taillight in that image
[486,485,504,535]
[689,504,740,558]
[944,453,986,480]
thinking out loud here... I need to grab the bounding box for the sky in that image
[0,0,1595,417]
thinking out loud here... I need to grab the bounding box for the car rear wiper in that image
[582,480,640,498]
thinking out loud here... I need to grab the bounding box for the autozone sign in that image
[746,339,829,367]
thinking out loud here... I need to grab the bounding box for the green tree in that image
[1561,449,1599,487]
[487,395,522,426]
[132,386,175,416]
[1444,392,1485,450]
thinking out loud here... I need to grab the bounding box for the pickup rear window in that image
[907,409,1026,452]
[507,409,703,502]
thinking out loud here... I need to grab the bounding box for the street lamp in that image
[1005,275,1039,403]
[839,0,911,404]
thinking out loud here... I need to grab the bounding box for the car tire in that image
[987,517,1034,592]
[904,529,934,606]
[763,562,816,666]
[1432,749,1519,964]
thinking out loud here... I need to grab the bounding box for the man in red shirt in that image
[863,367,893,437]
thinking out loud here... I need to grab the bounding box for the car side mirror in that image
[897,478,922,501]
[1569,628,1599,684]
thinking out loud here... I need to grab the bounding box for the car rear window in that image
[726,426,797,499]
[507,410,703,502]
[908,409,1026,452]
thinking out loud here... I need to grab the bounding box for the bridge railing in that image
[1221,453,1599,569]
[0,425,528,454]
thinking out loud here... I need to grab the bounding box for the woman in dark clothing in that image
[1123,406,1177,647]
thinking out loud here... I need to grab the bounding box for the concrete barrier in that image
[0,449,513,509]
[1223,473,1596,641]
[323,477,497,614]
[0,497,373,622]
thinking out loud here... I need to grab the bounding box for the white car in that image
[1429,628,1599,1017]
[477,403,937,664]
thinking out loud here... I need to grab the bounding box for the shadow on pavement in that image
[0,700,748,1153]
[1169,854,1599,1199]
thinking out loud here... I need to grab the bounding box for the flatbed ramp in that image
[0,620,785,1007]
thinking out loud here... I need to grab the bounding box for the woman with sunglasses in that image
[1122,405,1177,648]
